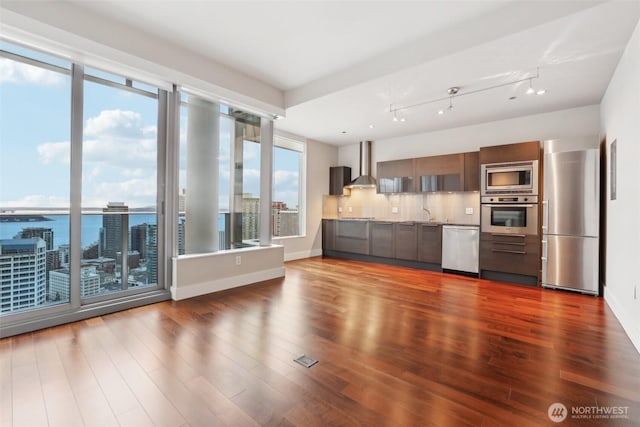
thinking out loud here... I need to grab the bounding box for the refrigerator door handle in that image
[541,239,547,261]
[541,200,549,232]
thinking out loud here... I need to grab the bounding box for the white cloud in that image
[0,59,66,86]
[84,110,146,138]
[83,175,157,208]
[37,141,70,165]
[274,170,299,186]
[34,109,159,207]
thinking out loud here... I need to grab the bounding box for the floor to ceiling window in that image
[0,41,72,313]
[0,40,169,334]
[81,67,160,299]
[0,38,281,336]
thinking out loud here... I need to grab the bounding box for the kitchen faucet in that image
[422,207,432,222]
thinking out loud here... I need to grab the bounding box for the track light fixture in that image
[390,68,545,120]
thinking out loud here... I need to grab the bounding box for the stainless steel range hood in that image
[346,141,376,188]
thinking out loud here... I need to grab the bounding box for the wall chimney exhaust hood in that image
[346,141,376,188]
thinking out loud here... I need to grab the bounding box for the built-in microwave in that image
[481,195,538,235]
[481,160,538,196]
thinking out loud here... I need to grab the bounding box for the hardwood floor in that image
[2,256,639,426]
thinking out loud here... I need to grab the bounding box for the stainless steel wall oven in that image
[481,195,538,235]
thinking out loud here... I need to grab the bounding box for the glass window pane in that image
[0,45,71,313]
[82,76,159,296]
[272,146,301,237]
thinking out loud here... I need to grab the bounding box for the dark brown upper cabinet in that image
[479,141,541,164]
[329,166,351,195]
[377,159,415,193]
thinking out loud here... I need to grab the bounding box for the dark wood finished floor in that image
[2,256,639,427]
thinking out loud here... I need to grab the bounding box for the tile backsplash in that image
[324,189,480,225]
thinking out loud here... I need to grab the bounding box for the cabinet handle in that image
[491,233,526,238]
[375,222,394,225]
[491,249,526,254]
[496,242,525,246]
[421,224,439,228]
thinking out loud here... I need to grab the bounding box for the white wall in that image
[600,20,640,353]
[338,105,600,171]
[273,137,338,261]
[172,246,284,300]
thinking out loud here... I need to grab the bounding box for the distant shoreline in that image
[0,215,53,223]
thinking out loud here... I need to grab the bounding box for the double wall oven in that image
[481,160,539,235]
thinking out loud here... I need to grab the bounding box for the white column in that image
[185,96,219,253]
[259,118,273,246]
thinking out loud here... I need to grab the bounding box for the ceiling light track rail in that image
[389,68,543,119]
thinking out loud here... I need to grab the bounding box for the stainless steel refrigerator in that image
[542,149,599,294]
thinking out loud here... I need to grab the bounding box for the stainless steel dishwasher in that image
[442,225,479,274]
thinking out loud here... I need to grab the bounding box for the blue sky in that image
[0,41,300,211]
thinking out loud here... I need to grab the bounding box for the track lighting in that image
[392,110,406,122]
[389,68,546,119]
[526,78,535,95]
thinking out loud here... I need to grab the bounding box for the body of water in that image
[0,214,156,249]
[0,213,226,250]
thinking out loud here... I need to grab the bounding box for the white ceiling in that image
[9,1,640,146]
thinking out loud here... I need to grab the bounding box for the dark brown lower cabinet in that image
[479,233,539,277]
[370,222,394,258]
[335,220,369,255]
[322,219,336,251]
[395,222,418,261]
[418,223,442,264]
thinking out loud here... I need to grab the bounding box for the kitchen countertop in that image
[323,217,479,227]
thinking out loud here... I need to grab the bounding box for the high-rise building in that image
[14,227,54,250]
[177,216,185,255]
[50,266,101,300]
[0,238,47,313]
[130,223,148,259]
[242,195,260,241]
[58,244,70,266]
[275,209,299,237]
[146,224,158,285]
[100,202,128,259]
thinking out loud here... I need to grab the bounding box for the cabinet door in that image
[329,166,351,195]
[370,222,394,258]
[479,141,540,164]
[479,233,539,277]
[377,159,415,193]
[322,219,336,251]
[395,223,418,261]
[418,224,442,264]
[464,152,480,191]
[414,154,463,192]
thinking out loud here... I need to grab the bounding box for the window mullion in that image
[69,63,84,309]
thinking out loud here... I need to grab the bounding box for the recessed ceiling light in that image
[437,110,444,115]
[368,124,375,129]
[536,89,546,95]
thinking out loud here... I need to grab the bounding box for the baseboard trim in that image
[284,248,322,261]
[604,286,640,354]
[170,267,286,301]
